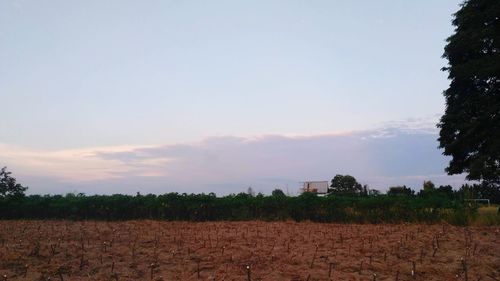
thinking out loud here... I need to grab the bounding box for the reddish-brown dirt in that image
[0,220,498,280]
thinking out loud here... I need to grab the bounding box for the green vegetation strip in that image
[2,192,497,226]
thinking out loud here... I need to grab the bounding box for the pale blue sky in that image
[0,1,466,194]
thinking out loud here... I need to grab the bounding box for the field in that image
[0,221,498,281]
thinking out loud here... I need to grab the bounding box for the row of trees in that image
[387,181,500,204]
[0,167,490,225]
[4,167,497,203]
[0,191,471,225]
[327,174,500,204]
[0,167,497,225]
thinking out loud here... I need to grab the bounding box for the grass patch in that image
[471,205,500,226]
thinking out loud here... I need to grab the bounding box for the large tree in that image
[438,0,500,185]
[329,174,363,194]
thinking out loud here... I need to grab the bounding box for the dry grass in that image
[477,206,499,215]
[472,206,500,226]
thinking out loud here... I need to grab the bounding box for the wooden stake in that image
[197,260,201,279]
[461,258,468,281]
[412,261,416,279]
[246,265,251,281]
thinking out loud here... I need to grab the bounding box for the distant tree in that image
[387,185,415,196]
[458,182,500,203]
[0,167,28,198]
[246,186,255,197]
[437,185,453,193]
[271,188,286,197]
[459,184,476,200]
[369,189,381,196]
[419,181,449,198]
[362,184,369,196]
[423,180,436,191]
[438,0,500,186]
[329,174,363,195]
[437,185,454,199]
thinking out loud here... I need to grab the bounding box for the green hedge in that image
[0,192,472,225]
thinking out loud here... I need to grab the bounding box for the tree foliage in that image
[329,174,362,194]
[423,180,436,191]
[387,185,415,196]
[457,182,500,203]
[0,191,469,224]
[438,0,500,185]
[271,188,286,197]
[0,167,28,198]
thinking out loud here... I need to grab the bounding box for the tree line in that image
[0,190,473,225]
[328,174,500,204]
[2,168,498,225]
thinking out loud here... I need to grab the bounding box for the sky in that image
[0,0,466,195]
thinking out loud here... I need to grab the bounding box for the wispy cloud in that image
[0,119,466,195]
[0,144,162,181]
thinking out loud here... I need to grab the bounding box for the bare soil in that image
[0,220,498,280]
